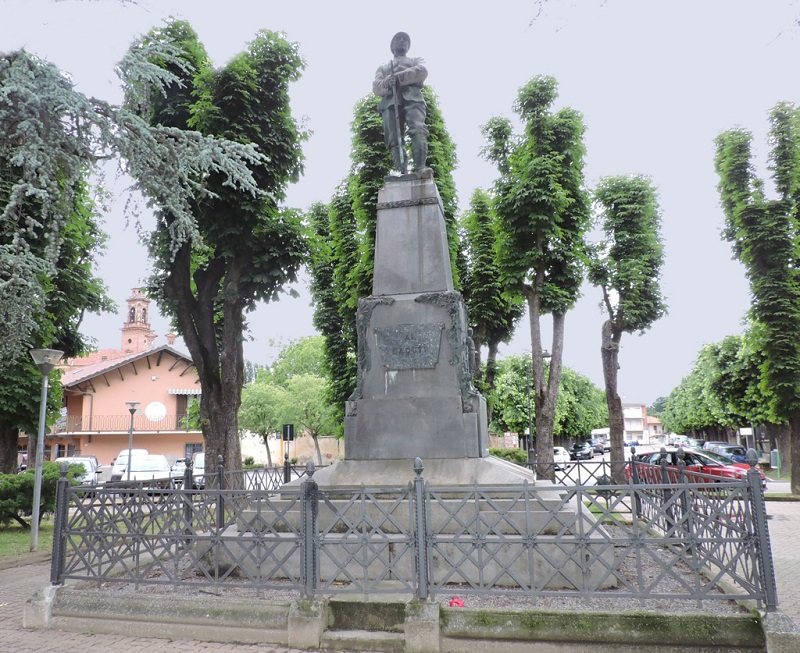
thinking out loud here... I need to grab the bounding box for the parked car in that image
[124,454,172,486]
[702,441,729,452]
[54,456,100,485]
[553,447,571,470]
[192,452,206,489]
[708,444,747,464]
[626,447,766,488]
[569,442,594,461]
[591,438,611,456]
[170,458,187,486]
[110,448,149,482]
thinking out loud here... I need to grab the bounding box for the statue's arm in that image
[373,65,391,97]
[396,58,428,86]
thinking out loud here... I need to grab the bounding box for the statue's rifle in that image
[390,62,407,174]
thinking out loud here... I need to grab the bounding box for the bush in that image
[489,447,529,465]
[243,456,255,467]
[0,461,81,528]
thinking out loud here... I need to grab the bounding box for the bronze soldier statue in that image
[373,32,431,176]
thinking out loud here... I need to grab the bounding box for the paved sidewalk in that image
[2,499,798,652]
[763,500,800,625]
[0,562,376,653]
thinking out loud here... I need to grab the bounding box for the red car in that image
[626,447,767,489]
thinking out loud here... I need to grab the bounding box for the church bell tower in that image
[120,288,158,354]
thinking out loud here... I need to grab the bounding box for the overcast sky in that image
[3,1,798,405]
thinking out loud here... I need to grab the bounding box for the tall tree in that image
[482,76,591,478]
[0,52,116,473]
[459,188,523,406]
[239,336,333,465]
[588,175,666,478]
[126,22,308,474]
[715,102,800,493]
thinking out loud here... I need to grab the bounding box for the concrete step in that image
[320,628,405,653]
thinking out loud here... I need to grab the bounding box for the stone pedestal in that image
[344,176,489,461]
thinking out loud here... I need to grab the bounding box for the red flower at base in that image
[449,596,464,607]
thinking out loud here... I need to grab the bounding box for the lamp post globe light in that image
[125,401,140,481]
[29,348,64,552]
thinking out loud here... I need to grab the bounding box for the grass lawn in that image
[0,518,54,559]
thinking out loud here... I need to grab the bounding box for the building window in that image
[129,307,136,323]
[185,443,203,459]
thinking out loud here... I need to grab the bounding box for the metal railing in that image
[55,414,191,433]
[49,452,777,609]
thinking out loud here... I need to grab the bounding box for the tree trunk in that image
[262,434,273,467]
[0,422,20,474]
[312,433,323,466]
[163,243,244,482]
[526,284,565,482]
[484,341,500,425]
[789,410,800,495]
[601,319,625,482]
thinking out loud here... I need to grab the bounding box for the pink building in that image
[22,289,204,466]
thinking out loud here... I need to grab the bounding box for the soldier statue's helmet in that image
[390,32,411,55]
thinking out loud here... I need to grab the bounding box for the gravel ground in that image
[77,522,751,617]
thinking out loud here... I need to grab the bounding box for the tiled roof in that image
[61,345,194,388]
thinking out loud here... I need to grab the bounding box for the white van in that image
[110,448,149,481]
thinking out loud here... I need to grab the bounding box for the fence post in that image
[50,462,70,585]
[630,446,641,519]
[675,447,694,549]
[412,457,429,601]
[284,451,292,484]
[746,448,778,610]
[301,461,318,597]
[659,447,676,535]
[216,455,225,531]
[183,460,194,541]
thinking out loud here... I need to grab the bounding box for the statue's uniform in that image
[373,55,429,173]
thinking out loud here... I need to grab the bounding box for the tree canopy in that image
[588,174,666,474]
[124,21,308,473]
[482,75,591,477]
[490,354,607,441]
[715,101,800,492]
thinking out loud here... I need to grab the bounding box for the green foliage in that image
[589,175,667,334]
[459,189,524,393]
[489,354,607,439]
[648,397,668,418]
[489,447,528,465]
[715,104,800,420]
[0,462,80,528]
[263,336,325,385]
[483,75,591,315]
[239,337,336,464]
[121,21,308,470]
[662,331,773,435]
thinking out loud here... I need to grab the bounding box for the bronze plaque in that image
[374,323,443,370]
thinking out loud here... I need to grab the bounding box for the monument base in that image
[287,455,538,490]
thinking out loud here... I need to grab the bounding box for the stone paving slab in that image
[0,560,376,653]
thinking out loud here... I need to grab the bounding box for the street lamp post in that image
[29,348,64,552]
[125,401,140,481]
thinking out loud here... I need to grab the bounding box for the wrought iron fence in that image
[49,452,777,609]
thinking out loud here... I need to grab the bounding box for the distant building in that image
[623,404,647,444]
[20,289,202,466]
